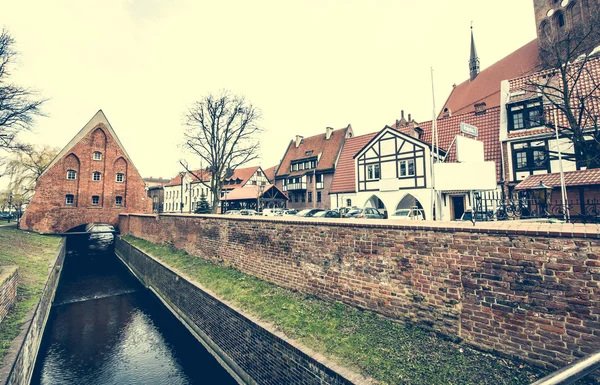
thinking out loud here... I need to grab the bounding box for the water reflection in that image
[31,231,237,385]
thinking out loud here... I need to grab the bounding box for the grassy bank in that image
[0,226,61,364]
[121,235,568,385]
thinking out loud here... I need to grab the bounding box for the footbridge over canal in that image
[20,110,152,234]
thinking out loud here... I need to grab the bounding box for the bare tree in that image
[183,91,263,213]
[0,29,46,150]
[524,10,600,168]
[4,145,58,199]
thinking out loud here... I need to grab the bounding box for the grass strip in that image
[0,226,61,365]
[120,235,578,385]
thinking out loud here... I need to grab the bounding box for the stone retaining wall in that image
[119,213,600,369]
[0,238,66,385]
[0,267,18,324]
[115,237,368,385]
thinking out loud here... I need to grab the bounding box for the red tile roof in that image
[222,184,286,201]
[165,169,211,187]
[440,39,540,117]
[507,56,600,138]
[401,106,503,182]
[223,166,260,187]
[275,126,351,177]
[515,168,600,190]
[331,108,503,194]
[262,165,277,183]
[329,133,377,194]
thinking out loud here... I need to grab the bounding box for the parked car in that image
[390,208,425,221]
[224,210,241,215]
[295,209,325,217]
[312,210,343,218]
[282,209,297,216]
[262,209,283,216]
[345,208,385,219]
[240,209,258,216]
[0,212,13,220]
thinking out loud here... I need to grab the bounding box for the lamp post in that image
[530,180,551,218]
[257,184,265,213]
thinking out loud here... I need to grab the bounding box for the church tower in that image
[469,26,480,81]
[533,0,600,55]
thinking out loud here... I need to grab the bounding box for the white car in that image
[262,209,283,216]
[390,208,425,220]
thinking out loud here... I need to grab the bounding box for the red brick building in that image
[21,110,152,233]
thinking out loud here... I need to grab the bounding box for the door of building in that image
[452,196,465,220]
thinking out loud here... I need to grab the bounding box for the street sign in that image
[460,122,478,137]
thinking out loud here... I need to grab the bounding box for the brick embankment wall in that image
[0,267,18,325]
[115,237,367,385]
[0,239,66,385]
[120,213,600,370]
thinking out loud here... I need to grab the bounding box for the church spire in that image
[469,24,480,82]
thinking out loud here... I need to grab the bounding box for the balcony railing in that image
[287,182,307,191]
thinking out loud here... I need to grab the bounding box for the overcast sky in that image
[4,0,537,180]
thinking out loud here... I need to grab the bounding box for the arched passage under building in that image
[364,195,388,217]
[395,193,426,219]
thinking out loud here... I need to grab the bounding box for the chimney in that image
[325,127,334,140]
[398,110,407,126]
[295,135,303,148]
[407,124,423,140]
[408,113,412,122]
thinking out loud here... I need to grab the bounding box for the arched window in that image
[93,151,102,160]
[66,170,77,180]
[555,11,566,28]
[116,173,124,183]
[93,171,101,181]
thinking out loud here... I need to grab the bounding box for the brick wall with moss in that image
[120,214,600,369]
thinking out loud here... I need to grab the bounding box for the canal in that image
[31,231,238,385]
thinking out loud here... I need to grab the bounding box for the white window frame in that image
[367,164,380,180]
[399,159,415,177]
[93,171,101,181]
[116,196,123,206]
[91,195,99,205]
[93,151,102,160]
[65,194,74,205]
[116,173,124,182]
[66,170,76,180]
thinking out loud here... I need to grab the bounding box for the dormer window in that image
[507,99,543,130]
[93,152,102,160]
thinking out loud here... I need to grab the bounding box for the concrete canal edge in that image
[0,237,66,385]
[115,237,374,385]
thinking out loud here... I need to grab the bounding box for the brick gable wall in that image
[21,123,151,233]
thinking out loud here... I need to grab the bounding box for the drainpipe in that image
[180,173,184,213]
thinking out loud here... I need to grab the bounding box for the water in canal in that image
[31,231,238,385]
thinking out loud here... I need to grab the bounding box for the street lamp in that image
[257,184,265,212]
[530,180,551,217]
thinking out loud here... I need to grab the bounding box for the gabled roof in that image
[275,126,351,177]
[515,168,600,190]
[329,133,377,194]
[440,39,540,117]
[224,166,260,187]
[40,110,141,179]
[401,106,503,182]
[262,165,277,183]
[165,169,211,187]
[221,184,286,200]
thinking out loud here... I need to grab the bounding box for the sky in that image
[3,0,537,181]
